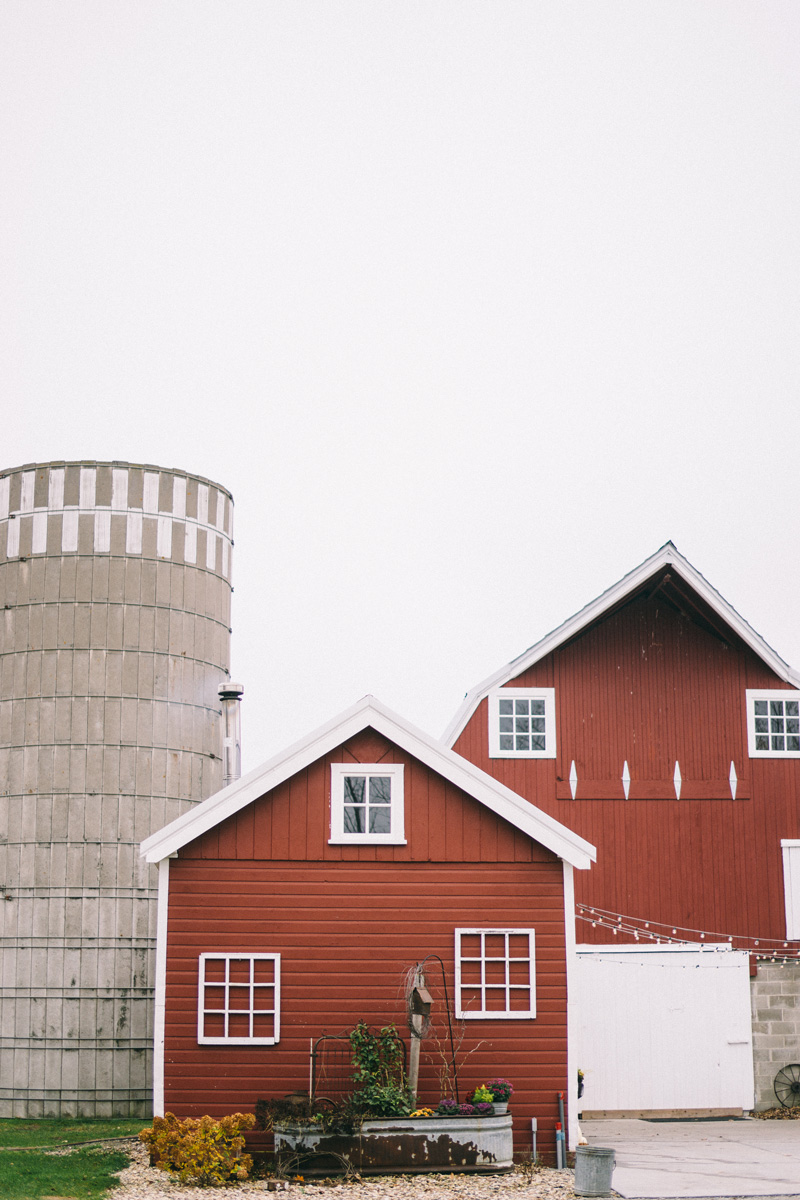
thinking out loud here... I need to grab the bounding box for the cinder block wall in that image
[750,963,800,1109]
[0,462,234,1117]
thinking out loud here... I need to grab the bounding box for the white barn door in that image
[575,945,754,1112]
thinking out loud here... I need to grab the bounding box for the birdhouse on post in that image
[410,983,432,1021]
[408,968,432,1099]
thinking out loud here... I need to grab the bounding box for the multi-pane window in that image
[343,774,392,834]
[455,928,536,1019]
[488,689,556,759]
[329,763,406,844]
[746,691,800,758]
[197,954,280,1044]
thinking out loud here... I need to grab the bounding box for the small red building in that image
[444,542,800,1110]
[141,696,595,1159]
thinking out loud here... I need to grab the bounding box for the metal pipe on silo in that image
[218,682,244,788]
[0,460,234,1118]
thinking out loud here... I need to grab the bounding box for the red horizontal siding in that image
[453,591,800,943]
[164,858,568,1159]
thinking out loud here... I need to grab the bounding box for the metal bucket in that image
[574,1145,616,1197]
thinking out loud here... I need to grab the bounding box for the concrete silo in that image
[0,461,234,1117]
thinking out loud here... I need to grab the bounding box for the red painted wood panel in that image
[182,731,544,867]
[453,590,800,944]
[164,859,568,1160]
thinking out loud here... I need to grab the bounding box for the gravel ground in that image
[108,1141,578,1200]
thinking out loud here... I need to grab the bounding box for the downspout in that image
[563,860,579,1151]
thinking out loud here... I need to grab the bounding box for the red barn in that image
[141,696,595,1159]
[445,542,800,1112]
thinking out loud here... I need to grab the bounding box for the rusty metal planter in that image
[273,1114,513,1175]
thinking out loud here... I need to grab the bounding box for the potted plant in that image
[484,1078,513,1114]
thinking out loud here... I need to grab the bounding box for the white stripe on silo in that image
[20,471,35,512]
[95,511,111,553]
[206,529,217,570]
[173,477,186,519]
[221,538,229,578]
[80,467,96,509]
[48,468,65,509]
[126,512,143,554]
[143,472,159,513]
[32,512,47,554]
[112,468,128,510]
[157,516,172,559]
[7,516,20,557]
[197,483,208,525]
[184,522,197,564]
[0,477,9,520]
[62,510,79,552]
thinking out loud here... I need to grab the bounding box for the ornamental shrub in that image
[139,1111,255,1186]
[471,1084,494,1103]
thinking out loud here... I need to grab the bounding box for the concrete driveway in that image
[582,1117,800,1198]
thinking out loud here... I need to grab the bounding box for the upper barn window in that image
[488,688,556,759]
[329,763,406,844]
[746,690,800,758]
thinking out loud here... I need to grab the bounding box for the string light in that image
[575,903,800,964]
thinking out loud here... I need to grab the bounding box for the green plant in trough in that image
[349,1022,414,1117]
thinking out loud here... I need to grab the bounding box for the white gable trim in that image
[140,696,595,870]
[443,541,800,747]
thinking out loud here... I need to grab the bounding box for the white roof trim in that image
[443,541,800,747]
[140,695,596,870]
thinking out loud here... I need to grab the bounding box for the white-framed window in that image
[197,953,280,1045]
[455,928,536,1019]
[782,841,800,940]
[488,688,556,758]
[329,763,406,844]
[746,690,800,757]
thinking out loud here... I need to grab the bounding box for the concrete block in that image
[42,605,59,650]
[59,556,77,600]
[105,651,122,698]
[75,556,93,602]
[122,605,140,651]
[106,604,123,650]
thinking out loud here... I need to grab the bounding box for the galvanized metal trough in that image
[272,1114,514,1175]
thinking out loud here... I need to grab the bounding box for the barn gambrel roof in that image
[443,541,800,747]
[141,694,596,869]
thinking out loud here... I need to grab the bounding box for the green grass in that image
[0,1146,130,1199]
[0,1121,146,1200]
[0,1119,146,1148]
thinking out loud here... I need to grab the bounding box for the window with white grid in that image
[329,763,406,844]
[455,929,536,1019]
[746,690,800,758]
[197,954,280,1044]
[488,689,556,758]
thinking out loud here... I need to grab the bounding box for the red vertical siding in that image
[453,591,800,944]
[164,731,570,1160]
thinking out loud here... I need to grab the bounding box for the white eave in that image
[443,541,800,747]
[140,695,596,870]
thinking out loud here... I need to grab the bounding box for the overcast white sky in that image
[2,1,799,768]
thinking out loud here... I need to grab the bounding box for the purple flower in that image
[474,1102,493,1115]
[456,1103,476,1116]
